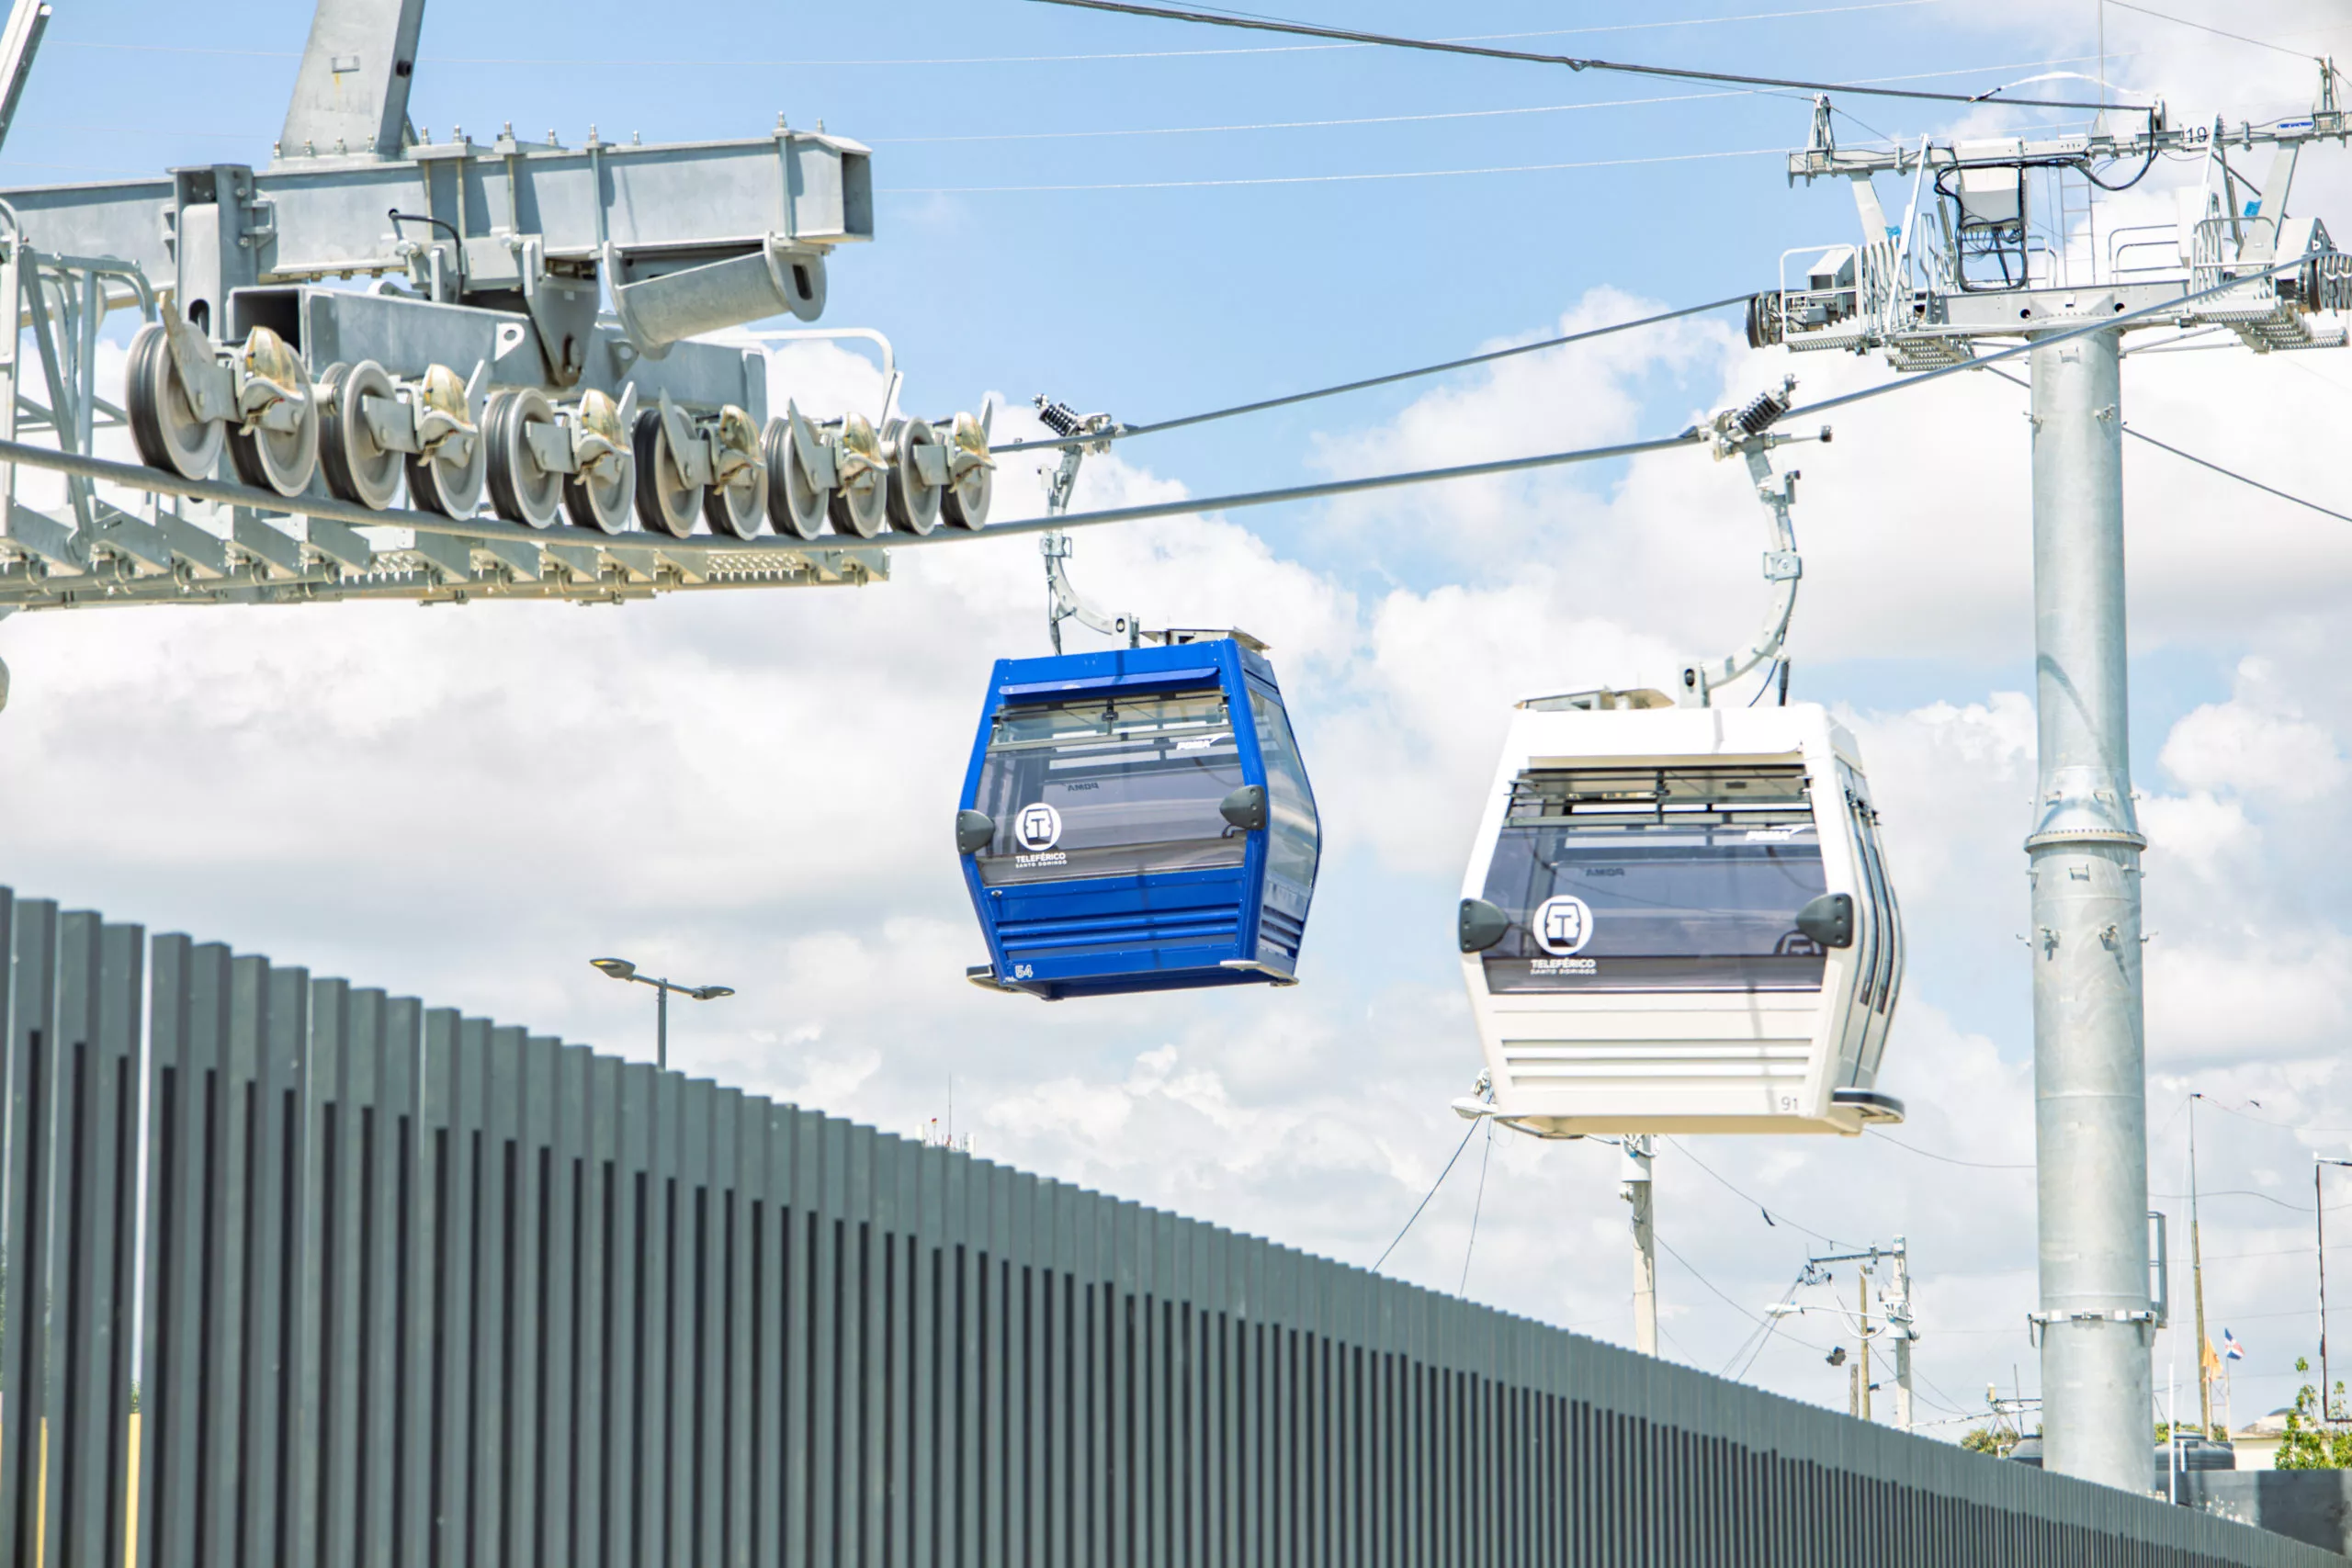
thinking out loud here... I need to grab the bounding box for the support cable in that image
[1371,1120,1481,1274]
[0,258,2327,577]
[1459,1122,1495,1294]
[991,294,1748,454]
[1984,364,2352,526]
[899,431,1705,545]
[0,426,1702,557]
[1023,0,2129,111]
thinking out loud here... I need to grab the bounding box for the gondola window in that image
[1249,690,1320,895]
[971,692,1249,885]
[1478,763,1831,992]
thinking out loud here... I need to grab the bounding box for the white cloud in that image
[2163,659,2348,804]
[16,227,2352,1433]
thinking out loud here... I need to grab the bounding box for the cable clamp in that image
[2025,1307,2158,1344]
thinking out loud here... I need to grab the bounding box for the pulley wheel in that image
[763,415,829,540]
[318,360,403,511]
[827,412,890,539]
[700,404,766,540]
[229,328,321,498]
[632,408,703,537]
[126,320,226,480]
[562,389,634,535]
[407,426,487,518]
[485,387,564,528]
[883,416,943,536]
[941,411,992,531]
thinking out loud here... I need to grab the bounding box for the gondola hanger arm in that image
[1675,378,1832,708]
[1035,394,1148,652]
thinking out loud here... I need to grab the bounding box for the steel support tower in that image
[2028,325,2153,1483]
[1758,72,2352,1487]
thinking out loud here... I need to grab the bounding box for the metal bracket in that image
[1042,532,1142,652]
[1035,393,1143,654]
[1678,379,1837,705]
[2025,1306,2160,1346]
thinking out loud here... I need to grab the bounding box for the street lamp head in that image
[591,956,637,981]
[692,985,735,1001]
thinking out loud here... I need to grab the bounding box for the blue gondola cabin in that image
[956,632,1319,1000]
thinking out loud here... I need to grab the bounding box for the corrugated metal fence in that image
[0,885,2335,1568]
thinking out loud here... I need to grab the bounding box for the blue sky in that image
[7,0,2352,1439]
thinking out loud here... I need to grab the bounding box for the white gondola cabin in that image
[1456,691,1904,1135]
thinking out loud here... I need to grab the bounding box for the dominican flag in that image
[2222,1329,2246,1361]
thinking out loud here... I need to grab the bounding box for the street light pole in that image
[590,956,733,1072]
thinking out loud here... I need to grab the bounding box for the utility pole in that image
[1856,1268,1873,1421]
[1758,69,2352,1489]
[2191,1095,2211,1435]
[1623,1134,1657,1356]
[1792,1239,1912,1428]
[1886,1238,1917,1432]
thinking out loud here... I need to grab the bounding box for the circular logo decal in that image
[1532,895,1596,956]
[1015,802,1063,852]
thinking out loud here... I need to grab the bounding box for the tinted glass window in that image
[1248,689,1319,897]
[1478,763,1828,993]
[972,690,1250,886]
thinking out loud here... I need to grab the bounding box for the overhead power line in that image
[883,144,1786,196]
[876,87,1780,147]
[992,294,1747,453]
[48,2,1950,69]
[873,51,2143,148]
[1023,0,2127,110]
[2102,0,2326,62]
[2151,1188,2318,1212]
[1662,1135,1849,1247]
[1867,1132,2032,1170]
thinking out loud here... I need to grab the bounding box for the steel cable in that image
[990,294,1747,453]
[1371,1119,1481,1274]
[1025,0,2131,110]
[1459,1122,1495,1293]
[1984,365,2352,528]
